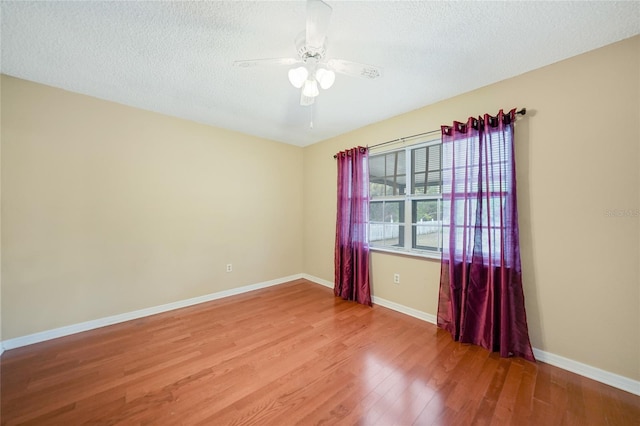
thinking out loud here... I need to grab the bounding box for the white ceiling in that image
[2,1,639,147]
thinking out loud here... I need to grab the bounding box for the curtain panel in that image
[334,146,372,306]
[438,109,535,361]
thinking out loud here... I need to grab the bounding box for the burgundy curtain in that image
[437,109,535,361]
[334,146,371,306]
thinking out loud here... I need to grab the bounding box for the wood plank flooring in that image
[1,279,638,425]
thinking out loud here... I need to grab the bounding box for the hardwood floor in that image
[1,279,638,425]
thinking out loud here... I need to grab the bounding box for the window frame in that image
[368,138,443,259]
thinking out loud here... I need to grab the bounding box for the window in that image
[369,139,442,256]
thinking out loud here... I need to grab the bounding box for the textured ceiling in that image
[2,1,639,147]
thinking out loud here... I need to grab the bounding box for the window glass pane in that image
[370,151,408,197]
[426,173,440,194]
[412,147,425,194]
[413,147,427,173]
[412,145,440,195]
[370,182,386,197]
[427,144,441,194]
[370,224,404,247]
[370,201,383,222]
[380,224,403,246]
[413,200,438,222]
[414,223,440,250]
[413,200,441,250]
[369,223,384,244]
[369,155,385,178]
[413,172,426,195]
[385,151,406,175]
[381,151,405,196]
[370,201,404,248]
[428,144,441,171]
[369,155,386,196]
[396,151,406,175]
[385,176,398,195]
[384,177,406,196]
[383,201,403,223]
[395,151,407,195]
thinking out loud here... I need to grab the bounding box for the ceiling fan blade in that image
[233,58,299,68]
[327,59,383,79]
[306,0,332,52]
[300,91,315,106]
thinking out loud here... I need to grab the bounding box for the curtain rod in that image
[366,107,527,151]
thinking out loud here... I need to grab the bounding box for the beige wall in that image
[304,36,640,381]
[1,75,304,339]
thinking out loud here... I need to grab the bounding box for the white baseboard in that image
[371,295,438,324]
[301,273,435,324]
[1,274,304,351]
[301,273,333,289]
[302,274,639,396]
[532,348,639,396]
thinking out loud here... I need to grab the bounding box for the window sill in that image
[370,246,441,261]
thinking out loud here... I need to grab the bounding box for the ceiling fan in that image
[233,0,383,106]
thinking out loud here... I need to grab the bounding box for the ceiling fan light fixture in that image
[315,68,335,90]
[302,79,319,97]
[235,0,382,109]
[288,66,309,88]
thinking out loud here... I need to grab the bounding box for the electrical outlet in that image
[226,264,233,273]
[393,273,400,284]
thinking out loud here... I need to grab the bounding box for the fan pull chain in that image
[309,103,314,129]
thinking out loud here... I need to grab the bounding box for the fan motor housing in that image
[295,31,326,61]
